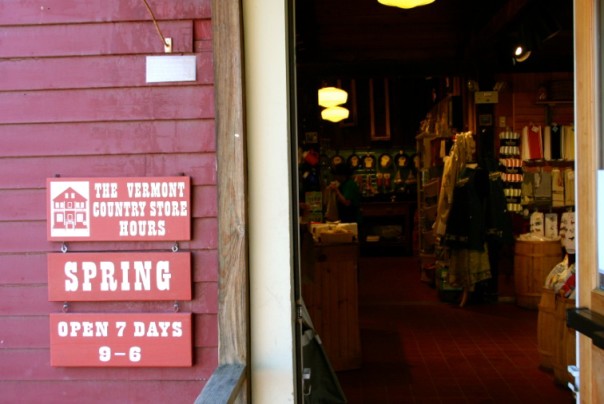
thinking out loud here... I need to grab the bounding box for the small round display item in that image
[379,153,393,170]
[347,154,360,170]
[362,154,376,170]
[331,154,344,168]
[394,151,409,168]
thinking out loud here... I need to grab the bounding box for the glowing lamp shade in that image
[318,87,348,108]
[321,106,350,123]
[377,0,436,9]
[513,44,531,63]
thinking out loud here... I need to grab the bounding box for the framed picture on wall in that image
[478,113,493,127]
[370,77,391,141]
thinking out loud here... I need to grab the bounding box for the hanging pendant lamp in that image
[377,0,436,9]
[513,44,531,63]
[318,87,348,108]
[321,106,350,123]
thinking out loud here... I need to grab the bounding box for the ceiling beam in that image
[464,0,531,58]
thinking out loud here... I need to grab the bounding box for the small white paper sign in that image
[146,55,196,83]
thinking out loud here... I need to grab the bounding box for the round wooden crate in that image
[537,288,556,371]
[514,239,563,309]
[552,295,576,386]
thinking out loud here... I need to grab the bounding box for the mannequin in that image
[444,162,491,307]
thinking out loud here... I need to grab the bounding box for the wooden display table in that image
[301,241,361,371]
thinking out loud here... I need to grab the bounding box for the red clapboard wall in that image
[0,1,218,402]
[495,72,574,130]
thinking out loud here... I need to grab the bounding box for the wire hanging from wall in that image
[141,0,172,52]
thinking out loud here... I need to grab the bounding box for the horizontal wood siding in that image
[0,87,214,123]
[1,154,216,188]
[0,21,195,57]
[0,54,214,91]
[0,0,217,402]
[0,120,215,157]
[0,0,210,25]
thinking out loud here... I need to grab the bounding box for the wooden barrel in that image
[537,288,556,371]
[552,295,576,386]
[514,239,563,309]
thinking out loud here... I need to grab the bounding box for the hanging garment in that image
[550,123,562,159]
[440,139,447,159]
[530,211,545,236]
[444,165,488,251]
[543,126,552,160]
[434,132,475,236]
[521,172,535,205]
[533,171,552,205]
[562,125,575,161]
[521,125,543,160]
[564,168,575,206]
[447,247,491,292]
[434,155,456,236]
[551,168,565,207]
[521,126,530,161]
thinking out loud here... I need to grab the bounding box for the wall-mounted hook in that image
[164,37,172,53]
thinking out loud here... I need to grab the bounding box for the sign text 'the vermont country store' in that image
[47,177,191,241]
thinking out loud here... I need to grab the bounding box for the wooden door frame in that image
[196,1,250,402]
[199,1,298,403]
[575,1,604,402]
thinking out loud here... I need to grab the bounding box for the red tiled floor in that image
[335,256,575,403]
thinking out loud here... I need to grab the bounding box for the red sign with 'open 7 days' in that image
[49,313,192,367]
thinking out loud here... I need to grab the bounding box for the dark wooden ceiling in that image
[295,0,573,77]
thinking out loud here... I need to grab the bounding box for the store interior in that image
[294,0,576,402]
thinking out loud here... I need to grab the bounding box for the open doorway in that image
[291,0,576,402]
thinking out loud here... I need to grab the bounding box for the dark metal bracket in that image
[567,307,604,350]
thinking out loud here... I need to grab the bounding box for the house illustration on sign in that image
[52,187,89,230]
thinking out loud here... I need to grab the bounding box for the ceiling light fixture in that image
[318,87,348,108]
[513,44,531,63]
[377,0,436,9]
[321,106,350,123]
